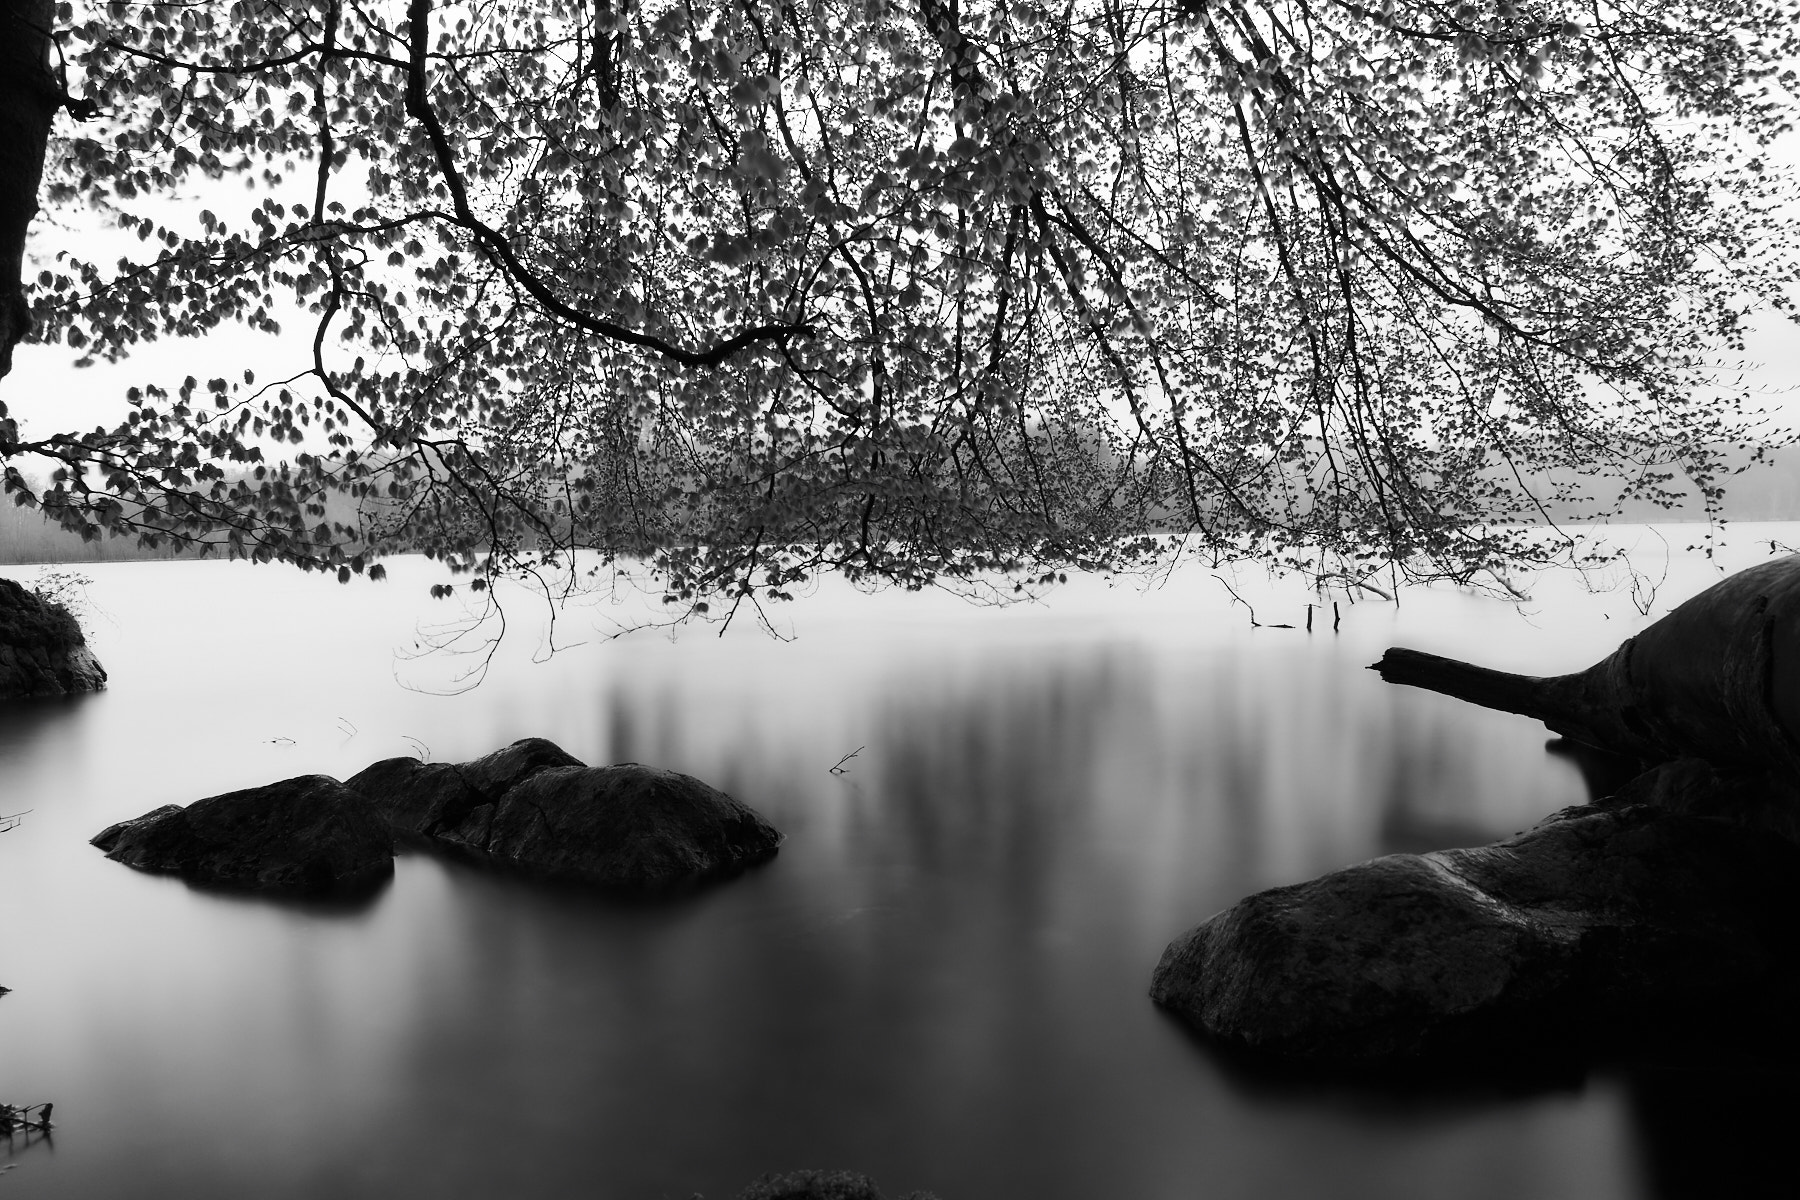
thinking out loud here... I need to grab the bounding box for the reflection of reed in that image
[857,643,1560,914]
[869,654,1124,879]
[1373,721,1522,855]
[585,632,1589,918]
[0,1113,54,1168]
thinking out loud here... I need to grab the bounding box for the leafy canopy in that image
[5,0,1798,606]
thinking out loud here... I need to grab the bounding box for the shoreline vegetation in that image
[7,443,1800,572]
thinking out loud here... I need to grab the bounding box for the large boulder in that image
[0,577,106,698]
[347,738,782,890]
[1150,799,1800,1070]
[92,775,394,895]
[345,736,582,838]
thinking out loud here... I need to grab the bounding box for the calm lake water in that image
[3,528,1797,1199]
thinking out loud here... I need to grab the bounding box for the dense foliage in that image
[2,0,1796,608]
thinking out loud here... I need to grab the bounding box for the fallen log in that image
[1371,555,1800,776]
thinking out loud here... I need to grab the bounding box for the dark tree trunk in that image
[1372,556,1800,777]
[0,0,58,380]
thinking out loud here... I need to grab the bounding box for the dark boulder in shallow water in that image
[0,578,106,698]
[733,1170,940,1200]
[1150,799,1800,1070]
[344,736,583,838]
[347,738,782,890]
[91,775,394,895]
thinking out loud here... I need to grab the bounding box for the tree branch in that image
[401,0,810,367]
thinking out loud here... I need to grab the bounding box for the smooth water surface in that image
[2,530,1794,1198]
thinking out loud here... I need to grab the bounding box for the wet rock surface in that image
[345,737,583,838]
[347,737,783,890]
[91,775,394,895]
[90,739,779,899]
[0,578,106,698]
[732,1170,940,1200]
[1150,800,1800,1070]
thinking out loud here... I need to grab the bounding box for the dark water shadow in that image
[164,863,397,917]
[395,840,783,914]
[0,690,105,721]
[1152,1004,1593,1111]
[0,1126,55,1168]
[1623,1066,1800,1199]
[1544,737,1645,801]
[0,690,105,756]
[85,851,397,917]
[1376,805,1508,856]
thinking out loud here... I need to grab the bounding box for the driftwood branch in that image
[1369,649,1554,725]
[1370,555,1800,777]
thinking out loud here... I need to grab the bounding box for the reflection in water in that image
[1626,1070,1800,1200]
[1545,737,1648,803]
[1,545,1763,1199]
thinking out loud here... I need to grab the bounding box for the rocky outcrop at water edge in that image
[1150,791,1800,1070]
[0,577,106,698]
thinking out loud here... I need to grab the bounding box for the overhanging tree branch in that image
[402,0,810,367]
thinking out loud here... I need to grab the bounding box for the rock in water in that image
[1149,802,1800,1068]
[457,763,782,889]
[347,738,782,890]
[91,776,394,895]
[0,577,106,698]
[345,736,583,837]
[1371,554,1800,776]
[735,1170,941,1200]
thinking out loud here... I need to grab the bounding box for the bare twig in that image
[828,746,864,775]
[0,1101,53,1134]
[1213,574,1259,627]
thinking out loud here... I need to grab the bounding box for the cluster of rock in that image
[92,738,782,897]
[0,578,106,698]
[344,738,784,890]
[1152,554,1800,1072]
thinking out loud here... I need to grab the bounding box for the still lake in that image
[3,527,1796,1199]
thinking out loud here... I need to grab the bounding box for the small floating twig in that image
[828,746,864,775]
